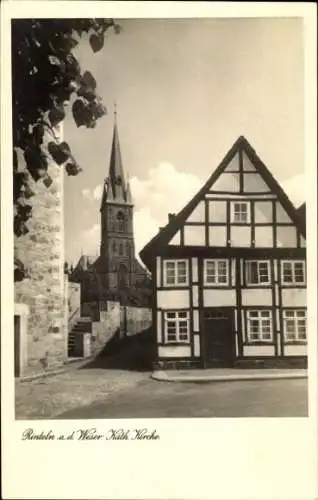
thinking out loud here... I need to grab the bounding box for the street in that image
[55,376,307,419]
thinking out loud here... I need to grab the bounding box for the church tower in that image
[99,109,136,292]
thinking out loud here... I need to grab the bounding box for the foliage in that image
[13,19,120,278]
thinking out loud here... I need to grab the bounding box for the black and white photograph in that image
[1,2,317,500]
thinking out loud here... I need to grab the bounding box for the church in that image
[70,112,150,305]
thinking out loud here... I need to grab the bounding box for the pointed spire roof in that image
[100,105,134,208]
[126,172,133,204]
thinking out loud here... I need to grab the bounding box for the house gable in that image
[140,136,306,268]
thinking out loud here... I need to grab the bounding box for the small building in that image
[140,136,307,369]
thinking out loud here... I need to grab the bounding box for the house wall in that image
[155,254,307,365]
[150,142,306,368]
[181,197,303,248]
[14,123,66,374]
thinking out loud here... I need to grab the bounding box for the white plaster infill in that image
[151,369,307,383]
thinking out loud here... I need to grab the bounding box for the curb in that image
[151,370,308,383]
[17,356,95,383]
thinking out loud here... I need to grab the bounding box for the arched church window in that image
[126,242,130,257]
[112,241,117,253]
[118,263,129,289]
[119,243,123,256]
[116,211,126,232]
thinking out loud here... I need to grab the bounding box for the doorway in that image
[203,309,235,367]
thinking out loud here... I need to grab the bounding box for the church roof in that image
[139,136,306,269]
[100,112,133,209]
[73,254,98,273]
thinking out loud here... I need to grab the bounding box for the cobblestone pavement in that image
[56,377,308,419]
[15,367,150,419]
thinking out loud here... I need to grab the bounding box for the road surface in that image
[56,377,307,419]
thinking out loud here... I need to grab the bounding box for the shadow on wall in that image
[80,326,155,372]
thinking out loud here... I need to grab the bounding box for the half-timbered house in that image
[140,136,307,369]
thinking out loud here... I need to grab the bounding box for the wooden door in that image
[203,309,235,367]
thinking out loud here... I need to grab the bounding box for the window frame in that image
[203,259,230,287]
[163,259,189,287]
[246,310,273,343]
[163,311,190,343]
[245,260,271,286]
[231,201,250,224]
[116,211,126,232]
[282,309,307,343]
[281,260,306,286]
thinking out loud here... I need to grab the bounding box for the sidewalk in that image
[151,368,307,383]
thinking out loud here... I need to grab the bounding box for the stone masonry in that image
[14,123,65,374]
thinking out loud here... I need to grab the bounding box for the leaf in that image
[113,24,122,35]
[89,33,104,53]
[14,216,29,237]
[17,203,32,222]
[77,86,96,101]
[48,54,61,66]
[14,257,27,281]
[14,172,28,201]
[24,147,48,181]
[87,120,97,129]
[48,141,71,165]
[32,123,45,144]
[72,98,92,127]
[13,148,18,171]
[65,161,82,176]
[22,184,35,199]
[43,173,53,188]
[93,101,107,119]
[81,70,97,90]
[49,105,65,127]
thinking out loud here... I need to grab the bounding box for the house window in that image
[163,260,188,286]
[204,259,229,286]
[246,310,273,342]
[281,261,306,285]
[246,260,270,285]
[231,202,250,223]
[164,311,190,343]
[283,310,307,342]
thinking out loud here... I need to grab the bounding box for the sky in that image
[63,17,305,266]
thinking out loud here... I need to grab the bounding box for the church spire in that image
[100,105,134,210]
[108,104,126,202]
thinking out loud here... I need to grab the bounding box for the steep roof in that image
[100,113,133,209]
[72,254,98,274]
[297,202,306,227]
[139,136,306,268]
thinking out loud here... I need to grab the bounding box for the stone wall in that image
[14,124,65,375]
[67,280,81,321]
[91,301,121,356]
[124,306,152,337]
[84,300,152,357]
